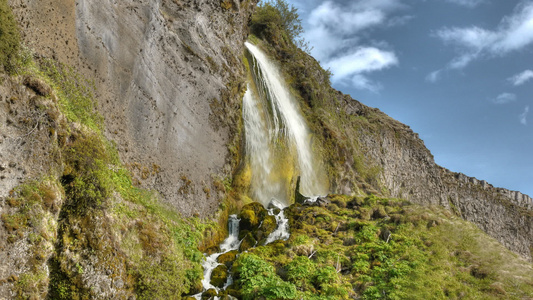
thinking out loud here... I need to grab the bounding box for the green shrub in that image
[62,132,111,215]
[234,253,297,300]
[0,0,20,71]
[286,256,315,288]
[250,0,305,49]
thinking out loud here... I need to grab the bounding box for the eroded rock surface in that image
[10,0,257,217]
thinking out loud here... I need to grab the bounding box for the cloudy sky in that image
[286,0,533,196]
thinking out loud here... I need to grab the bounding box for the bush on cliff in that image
[0,0,20,71]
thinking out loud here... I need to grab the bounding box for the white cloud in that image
[326,47,398,80]
[309,2,385,35]
[435,26,497,50]
[303,0,407,91]
[325,47,398,91]
[493,93,517,104]
[508,69,533,86]
[351,74,383,93]
[444,0,485,8]
[426,69,443,83]
[434,2,533,69]
[520,106,530,125]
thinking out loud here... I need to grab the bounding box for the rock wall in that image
[9,0,258,217]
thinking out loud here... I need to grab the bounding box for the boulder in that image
[218,250,238,268]
[201,288,218,300]
[239,232,257,252]
[239,202,267,232]
[256,215,277,243]
[210,264,228,288]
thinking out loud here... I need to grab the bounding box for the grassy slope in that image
[230,195,533,299]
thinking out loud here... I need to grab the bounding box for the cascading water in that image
[193,215,241,300]
[264,200,290,244]
[244,42,327,205]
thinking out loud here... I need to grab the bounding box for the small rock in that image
[202,288,218,300]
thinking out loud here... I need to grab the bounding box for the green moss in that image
[0,0,20,72]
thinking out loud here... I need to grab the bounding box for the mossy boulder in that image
[225,287,242,299]
[256,214,277,244]
[239,202,267,232]
[218,250,238,268]
[372,205,388,219]
[211,264,229,288]
[239,232,257,252]
[348,197,365,208]
[201,288,218,299]
[261,215,277,235]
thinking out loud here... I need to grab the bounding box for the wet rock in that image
[218,250,238,269]
[225,287,242,299]
[189,278,204,295]
[210,264,228,288]
[239,232,257,252]
[201,288,218,300]
[261,215,277,236]
[303,196,330,208]
[294,176,307,204]
[255,214,277,244]
[239,202,267,232]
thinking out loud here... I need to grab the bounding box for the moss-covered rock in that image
[239,232,257,252]
[239,202,267,233]
[201,288,218,300]
[372,205,388,219]
[260,215,277,237]
[218,250,238,268]
[211,264,229,288]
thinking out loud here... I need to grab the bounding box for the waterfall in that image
[244,42,327,206]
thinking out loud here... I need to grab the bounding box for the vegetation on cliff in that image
[0,9,211,298]
[0,0,20,72]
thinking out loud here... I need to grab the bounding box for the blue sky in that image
[286,0,533,196]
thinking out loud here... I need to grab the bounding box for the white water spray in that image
[265,200,290,244]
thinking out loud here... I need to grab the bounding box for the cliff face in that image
[9,0,257,217]
[329,91,533,260]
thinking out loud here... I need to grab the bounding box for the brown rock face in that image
[10,0,258,217]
